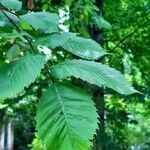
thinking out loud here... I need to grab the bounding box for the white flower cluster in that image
[58,6,70,32]
[37,45,52,60]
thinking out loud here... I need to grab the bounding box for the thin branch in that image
[0,8,53,81]
[0,8,37,53]
[23,35,36,53]
[0,8,21,32]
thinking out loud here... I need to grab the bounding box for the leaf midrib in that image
[54,84,76,150]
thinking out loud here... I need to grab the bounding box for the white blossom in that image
[58,24,69,32]
[37,45,52,60]
[58,6,70,32]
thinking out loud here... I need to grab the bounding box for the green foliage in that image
[0,0,22,11]
[60,36,107,60]
[0,10,19,27]
[51,59,136,95]
[103,0,150,149]
[0,0,139,149]
[20,12,59,33]
[29,135,45,150]
[36,32,107,60]
[36,84,98,150]
[35,32,77,49]
[94,16,112,30]
[0,55,46,100]
[6,44,21,61]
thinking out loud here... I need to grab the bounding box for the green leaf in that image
[36,83,98,150]
[64,0,73,6]
[0,10,19,26]
[19,20,34,31]
[0,103,8,109]
[20,12,59,33]
[36,32,107,60]
[0,55,46,100]
[94,16,112,30]
[0,0,22,11]
[0,20,5,27]
[6,44,21,61]
[0,32,22,39]
[50,59,137,95]
[61,36,107,60]
[35,32,76,48]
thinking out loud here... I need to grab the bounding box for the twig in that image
[0,8,21,32]
[0,8,53,81]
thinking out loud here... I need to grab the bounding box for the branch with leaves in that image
[0,0,138,149]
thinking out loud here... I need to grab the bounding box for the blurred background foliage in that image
[0,0,150,149]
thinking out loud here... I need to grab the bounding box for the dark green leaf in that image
[36,83,98,150]
[0,55,46,100]
[50,59,137,95]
